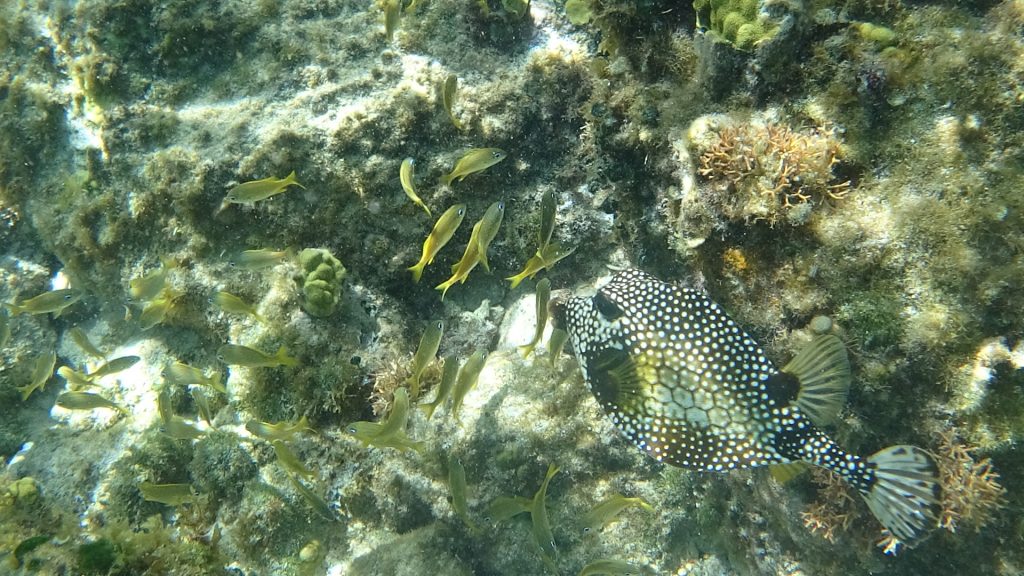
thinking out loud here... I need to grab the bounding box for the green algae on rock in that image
[296,248,346,318]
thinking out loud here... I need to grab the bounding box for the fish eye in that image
[63,294,73,301]
[497,202,505,210]
[492,151,503,158]
[457,208,465,215]
[436,321,443,330]
[593,292,624,321]
[216,355,225,362]
[347,426,356,433]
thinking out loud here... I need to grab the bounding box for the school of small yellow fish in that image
[0,27,591,568]
[0,1,952,574]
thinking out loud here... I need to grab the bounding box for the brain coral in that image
[693,0,779,50]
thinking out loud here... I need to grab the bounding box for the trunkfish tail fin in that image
[862,445,941,546]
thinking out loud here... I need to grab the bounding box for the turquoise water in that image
[0,0,1020,574]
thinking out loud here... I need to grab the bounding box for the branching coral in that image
[369,356,442,415]
[369,357,412,417]
[933,428,1006,533]
[696,121,850,215]
[800,467,861,543]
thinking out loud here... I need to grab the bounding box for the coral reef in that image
[0,0,1022,574]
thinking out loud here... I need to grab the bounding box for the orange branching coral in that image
[934,428,1006,533]
[696,121,850,218]
[800,467,861,543]
[697,124,759,184]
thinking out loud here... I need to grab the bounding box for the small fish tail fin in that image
[538,464,559,495]
[487,496,533,524]
[478,251,491,273]
[506,272,527,290]
[4,302,24,316]
[419,401,435,420]
[408,262,426,283]
[160,255,179,271]
[783,334,851,426]
[276,346,300,367]
[286,170,306,189]
[435,278,457,300]
[208,372,227,394]
[403,438,427,454]
[862,445,941,546]
[518,342,537,359]
[406,375,421,400]
[16,385,32,401]
[440,173,454,187]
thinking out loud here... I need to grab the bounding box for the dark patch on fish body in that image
[764,372,800,406]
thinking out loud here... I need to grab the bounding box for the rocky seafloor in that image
[0,0,1021,574]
